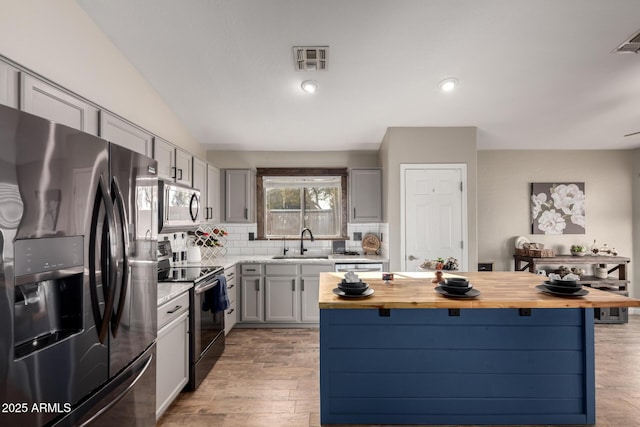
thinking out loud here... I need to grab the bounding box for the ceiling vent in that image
[293,46,329,71]
[615,29,640,53]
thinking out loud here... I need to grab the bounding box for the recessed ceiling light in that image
[439,78,458,92]
[301,80,319,94]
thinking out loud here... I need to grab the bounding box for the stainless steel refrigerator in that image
[0,104,158,426]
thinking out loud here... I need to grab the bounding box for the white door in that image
[401,165,467,271]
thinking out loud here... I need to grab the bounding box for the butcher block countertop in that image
[318,271,640,309]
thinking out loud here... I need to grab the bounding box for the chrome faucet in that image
[300,228,314,255]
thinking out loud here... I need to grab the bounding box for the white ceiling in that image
[77,0,640,151]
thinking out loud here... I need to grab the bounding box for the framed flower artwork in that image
[531,182,585,234]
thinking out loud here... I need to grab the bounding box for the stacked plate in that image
[537,278,589,297]
[435,277,480,298]
[333,279,374,298]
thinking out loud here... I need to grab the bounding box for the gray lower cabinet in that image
[0,60,19,108]
[265,264,299,323]
[224,265,238,335]
[240,263,328,325]
[21,74,99,135]
[350,168,383,222]
[156,291,190,420]
[99,110,152,156]
[240,264,264,322]
[300,264,332,323]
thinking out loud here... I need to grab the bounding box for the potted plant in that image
[570,245,587,256]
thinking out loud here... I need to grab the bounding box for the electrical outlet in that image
[354,232,362,241]
[249,232,255,241]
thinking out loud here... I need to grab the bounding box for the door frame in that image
[400,163,468,271]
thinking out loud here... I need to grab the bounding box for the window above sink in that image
[256,168,348,240]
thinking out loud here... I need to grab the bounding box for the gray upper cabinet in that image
[21,74,98,135]
[350,168,383,223]
[225,169,252,223]
[154,137,175,181]
[99,111,152,156]
[192,157,206,193]
[0,60,19,108]
[205,164,221,224]
[153,137,193,187]
[175,148,193,187]
[192,157,207,224]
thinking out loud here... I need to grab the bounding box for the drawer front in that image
[265,264,298,276]
[301,264,333,276]
[241,264,263,275]
[157,291,190,329]
[226,278,237,303]
[225,265,237,281]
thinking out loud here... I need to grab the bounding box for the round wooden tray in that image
[362,233,380,254]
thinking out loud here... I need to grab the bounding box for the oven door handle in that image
[336,267,382,273]
[195,280,219,295]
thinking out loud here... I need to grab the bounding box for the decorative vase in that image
[595,267,608,279]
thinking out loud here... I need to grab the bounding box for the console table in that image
[514,254,631,323]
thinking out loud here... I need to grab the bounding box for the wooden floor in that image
[158,315,640,427]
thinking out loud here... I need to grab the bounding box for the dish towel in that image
[213,274,230,313]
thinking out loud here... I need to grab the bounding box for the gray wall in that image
[478,150,635,296]
[0,0,203,157]
[206,150,379,169]
[379,127,478,271]
[631,148,640,300]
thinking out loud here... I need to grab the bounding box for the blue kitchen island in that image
[319,271,640,425]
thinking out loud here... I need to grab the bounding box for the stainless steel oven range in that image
[157,241,224,390]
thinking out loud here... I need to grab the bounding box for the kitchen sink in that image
[271,255,329,259]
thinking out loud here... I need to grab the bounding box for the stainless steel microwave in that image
[158,180,200,233]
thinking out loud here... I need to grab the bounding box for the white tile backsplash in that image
[215,222,389,258]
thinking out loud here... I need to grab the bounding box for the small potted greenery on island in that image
[570,244,587,256]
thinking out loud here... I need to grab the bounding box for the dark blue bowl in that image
[445,278,470,288]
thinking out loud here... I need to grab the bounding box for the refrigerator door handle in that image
[189,192,199,221]
[110,177,130,338]
[89,174,119,344]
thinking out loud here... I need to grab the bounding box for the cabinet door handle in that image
[301,279,305,292]
[227,308,234,315]
[246,268,256,272]
[353,207,356,218]
[244,208,248,219]
[228,284,234,289]
[171,167,177,179]
[255,281,260,291]
[167,305,182,314]
[178,169,183,180]
[292,281,295,291]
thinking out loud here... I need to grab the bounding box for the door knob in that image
[408,255,418,261]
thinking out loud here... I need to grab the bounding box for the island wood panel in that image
[319,271,640,309]
[320,307,595,425]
